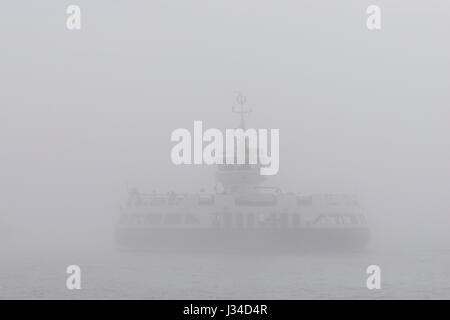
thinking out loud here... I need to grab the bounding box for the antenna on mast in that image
[232,92,252,129]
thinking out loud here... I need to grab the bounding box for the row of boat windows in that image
[220,212,300,228]
[121,212,302,227]
[121,213,200,225]
[121,212,366,227]
[129,195,315,207]
[221,213,365,227]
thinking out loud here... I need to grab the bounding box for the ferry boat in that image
[115,96,370,251]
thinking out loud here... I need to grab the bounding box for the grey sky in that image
[1,0,449,251]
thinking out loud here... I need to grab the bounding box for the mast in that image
[232,92,252,129]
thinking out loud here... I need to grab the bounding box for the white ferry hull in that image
[115,226,370,252]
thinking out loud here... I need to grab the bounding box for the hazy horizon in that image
[1,1,450,299]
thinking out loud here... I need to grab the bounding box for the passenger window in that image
[268,213,277,227]
[223,212,232,228]
[168,196,182,205]
[119,214,129,224]
[292,213,300,227]
[184,213,200,224]
[358,215,366,224]
[236,212,244,228]
[198,195,215,205]
[150,198,166,206]
[164,213,183,224]
[146,213,163,224]
[297,196,312,206]
[341,215,350,225]
[246,213,255,228]
[280,213,288,228]
[332,215,341,224]
[131,214,142,224]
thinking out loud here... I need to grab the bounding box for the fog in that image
[1,1,450,298]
